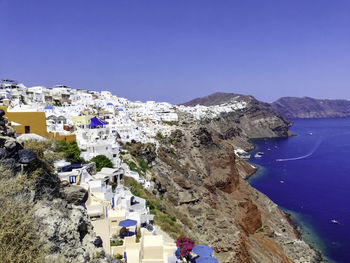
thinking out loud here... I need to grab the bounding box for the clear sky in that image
[1,0,350,104]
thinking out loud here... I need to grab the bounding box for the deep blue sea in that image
[248,118,350,263]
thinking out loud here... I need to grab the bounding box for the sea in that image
[248,118,350,263]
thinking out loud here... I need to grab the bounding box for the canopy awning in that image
[118,219,137,227]
[61,164,83,172]
[88,116,107,128]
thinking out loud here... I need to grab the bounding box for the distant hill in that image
[181,92,253,106]
[272,97,350,119]
[180,92,292,135]
[181,92,285,119]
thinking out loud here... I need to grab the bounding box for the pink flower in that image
[176,237,195,258]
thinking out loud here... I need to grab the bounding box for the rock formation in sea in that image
[272,96,350,119]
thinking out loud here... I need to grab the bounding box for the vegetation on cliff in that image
[123,176,194,240]
[120,113,321,262]
[23,139,64,168]
[90,155,113,171]
[0,166,45,263]
[54,140,85,164]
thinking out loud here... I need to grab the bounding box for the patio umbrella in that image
[195,257,218,263]
[192,245,213,257]
[118,219,137,227]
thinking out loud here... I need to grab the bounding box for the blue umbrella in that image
[119,219,137,227]
[195,257,218,263]
[192,245,213,257]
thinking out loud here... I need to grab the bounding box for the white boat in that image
[241,154,251,160]
[308,132,313,136]
[331,219,339,224]
[280,180,285,184]
[254,153,262,158]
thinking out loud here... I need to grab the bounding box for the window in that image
[69,176,76,184]
[113,154,117,158]
[25,126,30,134]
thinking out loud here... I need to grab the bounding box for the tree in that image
[90,155,113,171]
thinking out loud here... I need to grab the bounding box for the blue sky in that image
[1,0,350,104]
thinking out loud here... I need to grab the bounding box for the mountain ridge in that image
[182,92,350,119]
[271,96,350,119]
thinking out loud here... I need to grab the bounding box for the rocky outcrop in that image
[35,199,115,263]
[145,109,323,262]
[272,96,350,119]
[61,185,89,206]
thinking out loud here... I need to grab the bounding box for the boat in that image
[280,180,285,183]
[276,159,284,162]
[254,153,262,158]
[241,154,251,160]
[308,132,313,136]
[331,219,340,224]
[257,152,264,155]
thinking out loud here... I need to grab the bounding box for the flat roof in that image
[143,235,163,247]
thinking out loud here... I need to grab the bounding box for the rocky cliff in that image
[132,100,323,262]
[181,92,293,149]
[272,97,350,119]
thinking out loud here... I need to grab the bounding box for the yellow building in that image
[72,115,94,128]
[1,106,76,142]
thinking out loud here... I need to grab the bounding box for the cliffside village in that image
[0,79,236,263]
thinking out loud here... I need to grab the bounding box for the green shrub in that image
[110,240,124,246]
[137,157,150,173]
[54,140,85,164]
[114,253,123,259]
[90,155,113,171]
[136,226,141,243]
[126,161,138,172]
[156,132,164,140]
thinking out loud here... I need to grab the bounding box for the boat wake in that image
[276,140,322,162]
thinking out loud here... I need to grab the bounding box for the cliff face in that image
[272,97,350,119]
[181,92,293,150]
[144,107,322,262]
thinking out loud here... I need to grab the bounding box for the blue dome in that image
[118,108,123,111]
[107,102,113,106]
[44,106,53,110]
